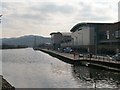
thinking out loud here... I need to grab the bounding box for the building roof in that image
[50,32,71,36]
[50,32,61,35]
[61,32,71,36]
[70,22,113,32]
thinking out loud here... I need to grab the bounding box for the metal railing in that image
[79,54,120,64]
[41,48,120,64]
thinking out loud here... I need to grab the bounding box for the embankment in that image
[38,49,120,72]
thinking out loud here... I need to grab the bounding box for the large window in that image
[106,30,110,39]
[115,30,120,38]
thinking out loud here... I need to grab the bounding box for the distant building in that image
[50,32,72,50]
[60,33,72,48]
[50,32,62,50]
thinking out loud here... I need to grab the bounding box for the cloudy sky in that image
[1,0,120,38]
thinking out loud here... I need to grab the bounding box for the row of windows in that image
[115,30,120,38]
[99,30,120,40]
[106,30,120,39]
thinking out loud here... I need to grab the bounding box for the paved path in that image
[42,49,79,60]
[42,49,120,64]
[37,48,120,71]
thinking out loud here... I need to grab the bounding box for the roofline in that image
[50,32,62,35]
[70,22,114,32]
[50,32,72,35]
[114,21,120,24]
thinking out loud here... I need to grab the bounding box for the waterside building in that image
[50,22,120,55]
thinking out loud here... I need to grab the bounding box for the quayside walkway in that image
[37,48,120,72]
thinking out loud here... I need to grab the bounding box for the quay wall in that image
[39,49,120,72]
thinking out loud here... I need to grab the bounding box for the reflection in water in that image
[2,48,79,88]
[2,48,120,88]
[71,65,120,88]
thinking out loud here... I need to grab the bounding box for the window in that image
[78,27,82,31]
[106,30,110,39]
[115,30,120,38]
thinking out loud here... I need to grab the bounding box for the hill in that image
[1,35,51,47]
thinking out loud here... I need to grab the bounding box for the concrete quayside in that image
[37,48,120,72]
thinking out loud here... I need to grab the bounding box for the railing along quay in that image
[38,48,120,65]
[79,54,120,64]
[37,48,120,71]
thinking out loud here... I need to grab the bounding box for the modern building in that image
[50,32,72,50]
[69,22,120,55]
[98,22,120,54]
[70,23,113,54]
[60,33,72,48]
[50,22,120,55]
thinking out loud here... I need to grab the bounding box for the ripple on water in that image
[2,48,120,88]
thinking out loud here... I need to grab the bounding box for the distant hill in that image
[1,35,51,47]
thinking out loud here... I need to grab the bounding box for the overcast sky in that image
[1,0,120,38]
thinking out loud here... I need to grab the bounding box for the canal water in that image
[2,48,120,88]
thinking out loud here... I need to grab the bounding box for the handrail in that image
[80,53,119,64]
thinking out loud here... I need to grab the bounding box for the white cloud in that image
[1,0,119,38]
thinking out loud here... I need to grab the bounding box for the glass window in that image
[115,30,120,38]
[106,30,110,39]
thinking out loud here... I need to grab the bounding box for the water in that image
[2,48,120,88]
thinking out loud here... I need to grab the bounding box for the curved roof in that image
[70,23,87,32]
[70,22,113,32]
[50,32,71,36]
[50,32,61,35]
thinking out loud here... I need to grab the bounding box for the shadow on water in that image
[71,64,120,88]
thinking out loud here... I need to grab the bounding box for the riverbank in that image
[0,75,15,90]
[38,48,120,72]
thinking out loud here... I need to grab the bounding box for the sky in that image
[1,0,120,38]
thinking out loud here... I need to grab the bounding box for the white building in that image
[69,23,96,52]
[71,24,95,47]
